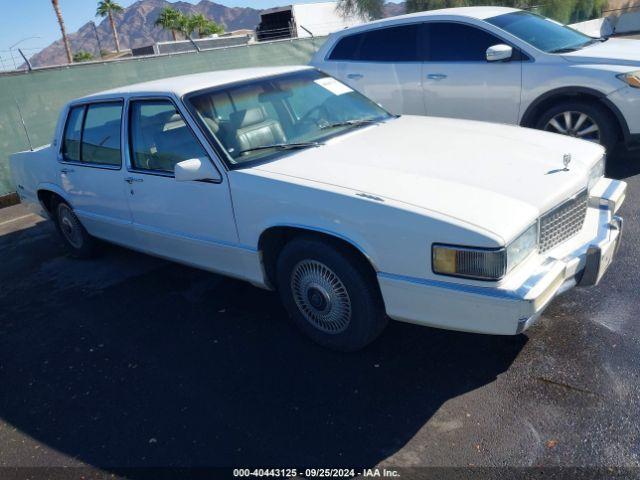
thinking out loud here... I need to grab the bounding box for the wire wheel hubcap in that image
[544,111,601,143]
[290,260,352,334]
[59,205,83,249]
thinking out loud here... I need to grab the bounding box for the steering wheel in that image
[299,103,330,126]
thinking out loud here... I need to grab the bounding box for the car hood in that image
[561,38,640,66]
[251,116,604,243]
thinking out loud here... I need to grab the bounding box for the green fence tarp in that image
[0,37,324,196]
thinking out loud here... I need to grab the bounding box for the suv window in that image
[424,22,504,62]
[129,99,209,173]
[359,24,419,62]
[328,24,419,62]
[81,103,123,166]
[328,33,363,60]
[62,106,84,162]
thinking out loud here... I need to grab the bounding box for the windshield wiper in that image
[549,46,581,53]
[319,119,382,130]
[237,141,324,156]
[550,38,603,54]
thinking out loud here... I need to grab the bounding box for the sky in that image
[0,0,323,65]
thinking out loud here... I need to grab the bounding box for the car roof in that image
[77,65,314,101]
[333,6,520,33]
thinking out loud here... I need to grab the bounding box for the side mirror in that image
[175,158,221,183]
[486,44,513,62]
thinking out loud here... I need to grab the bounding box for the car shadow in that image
[0,222,526,473]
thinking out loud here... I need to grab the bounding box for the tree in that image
[96,0,124,53]
[73,50,94,62]
[154,6,184,41]
[51,0,73,64]
[337,0,384,20]
[186,13,224,37]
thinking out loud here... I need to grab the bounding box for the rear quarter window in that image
[62,106,84,162]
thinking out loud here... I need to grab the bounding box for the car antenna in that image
[15,99,33,151]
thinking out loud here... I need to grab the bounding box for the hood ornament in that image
[563,154,572,171]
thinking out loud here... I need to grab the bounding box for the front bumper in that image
[378,178,626,336]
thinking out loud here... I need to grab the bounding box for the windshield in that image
[486,11,596,54]
[186,69,392,167]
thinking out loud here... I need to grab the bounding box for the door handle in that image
[427,74,448,80]
[60,168,74,174]
[124,177,143,184]
[347,73,363,80]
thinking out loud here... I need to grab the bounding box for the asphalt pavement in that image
[0,148,639,477]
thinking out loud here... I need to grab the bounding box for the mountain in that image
[29,0,262,67]
[30,0,406,68]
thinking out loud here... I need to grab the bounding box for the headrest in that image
[230,108,266,128]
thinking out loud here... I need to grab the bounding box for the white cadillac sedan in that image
[10,66,626,351]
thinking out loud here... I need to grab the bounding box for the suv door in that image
[58,100,134,244]
[124,97,240,275]
[327,24,425,115]
[421,21,523,124]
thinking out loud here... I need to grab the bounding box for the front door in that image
[123,97,240,275]
[421,22,522,124]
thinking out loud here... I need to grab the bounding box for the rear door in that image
[327,24,426,115]
[58,100,134,244]
[122,96,240,275]
[421,21,523,124]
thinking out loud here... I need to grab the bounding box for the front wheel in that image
[276,237,388,351]
[535,101,618,151]
[54,200,97,259]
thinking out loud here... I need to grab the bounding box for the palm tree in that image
[200,19,224,37]
[96,0,124,53]
[154,6,183,41]
[51,0,73,64]
[186,13,224,38]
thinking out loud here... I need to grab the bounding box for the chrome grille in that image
[539,189,588,253]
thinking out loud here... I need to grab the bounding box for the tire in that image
[535,100,619,152]
[53,200,97,259]
[276,236,388,352]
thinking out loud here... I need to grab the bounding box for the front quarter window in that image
[486,11,595,54]
[186,70,392,167]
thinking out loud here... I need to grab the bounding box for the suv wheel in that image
[535,100,618,151]
[54,200,97,258]
[276,237,387,351]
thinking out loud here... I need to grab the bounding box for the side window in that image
[425,22,504,62]
[81,102,123,166]
[62,106,84,162]
[328,33,364,61]
[359,24,420,62]
[129,99,209,173]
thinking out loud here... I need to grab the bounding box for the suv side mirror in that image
[175,158,221,183]
[486,44,513,62]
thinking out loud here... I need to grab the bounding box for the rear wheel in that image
[276,237,387,351]
[54,200,97,259]
[535,100,618,151]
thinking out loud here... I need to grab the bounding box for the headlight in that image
[588,156,605,191]
[617,71,640,89]
[432,224,538,281]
